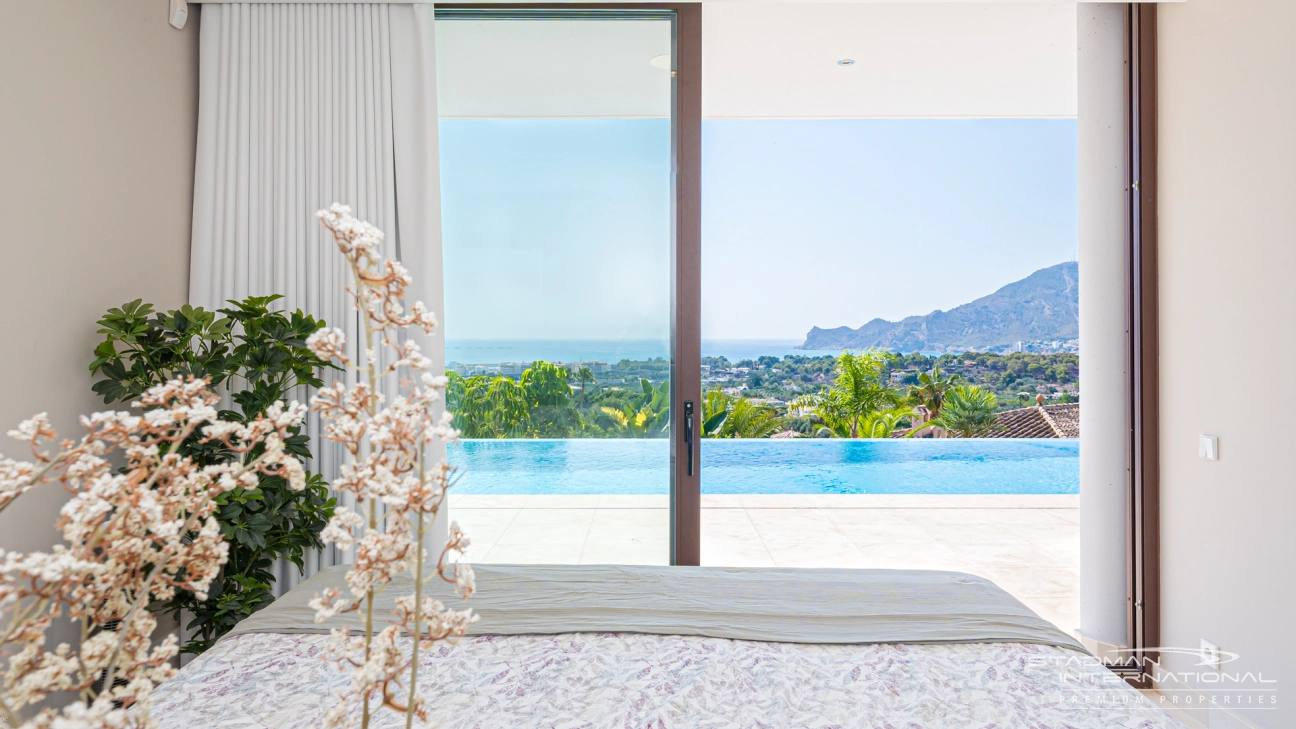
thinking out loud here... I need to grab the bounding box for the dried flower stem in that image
[308,205,475,729]
[1,379,308,729]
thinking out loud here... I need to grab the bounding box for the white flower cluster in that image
[0,377,306,729]
[309,205,475,727]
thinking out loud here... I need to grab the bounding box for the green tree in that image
[789,350,900,438]
[520,361,579,437]
[856,405,915,438]
[451,374,530,437]
[573,366,596,406]
[701,389,733,437]
[89,296,337,654]
[701,388,782,438]
[599,378,669,437]
[906,364,964,418]
[717,397,782,438]
[521,360,572,407]
[928,385,1002,437]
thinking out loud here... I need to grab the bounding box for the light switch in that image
[1199,435,1218,461]
[1200,639,1222,670]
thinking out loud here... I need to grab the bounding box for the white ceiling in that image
[436,19,674,119]
[704,2,1076,118]
[434,2,1078,120]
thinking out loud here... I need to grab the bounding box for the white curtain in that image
[189,2,446,596]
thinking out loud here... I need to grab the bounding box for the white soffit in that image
[434,3,1078,120]
[704,2,1078,119]
[436,19,673,119]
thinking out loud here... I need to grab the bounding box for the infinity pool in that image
[448,439,1079,495]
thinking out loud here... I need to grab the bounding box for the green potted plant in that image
[89,295,337,653]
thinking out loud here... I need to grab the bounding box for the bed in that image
[150,565,1184,728]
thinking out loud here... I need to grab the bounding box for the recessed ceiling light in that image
[837,59,855,66]
[649,54,671,70]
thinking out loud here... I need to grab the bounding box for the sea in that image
[446,339,826,365]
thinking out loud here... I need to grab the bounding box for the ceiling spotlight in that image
[837,59,855,66]
[649,54,671,70]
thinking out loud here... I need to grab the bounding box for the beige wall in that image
[0,0,199,705]
[1158,1,1295,726]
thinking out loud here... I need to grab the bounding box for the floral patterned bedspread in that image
[150,632,1183,729]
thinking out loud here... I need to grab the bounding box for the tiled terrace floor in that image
[448,493,1081,636]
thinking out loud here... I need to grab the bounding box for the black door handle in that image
[683,400,695,476]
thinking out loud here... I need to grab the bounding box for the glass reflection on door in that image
[437,12,675,565]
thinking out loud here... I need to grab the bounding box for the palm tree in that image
[927,385,1001,437]
[573,366,596,406]
[906,364,964,420]
[719,397,783,438]
[856,405,915,438]
[700,388,784,438]
[701,389,732,437]
[788,350,899,438]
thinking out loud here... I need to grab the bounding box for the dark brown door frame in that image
[1125,2,1160,683]
[670,3,703,566]
[433,4,704,566]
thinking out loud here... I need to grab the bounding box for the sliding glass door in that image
[436,9,683,565]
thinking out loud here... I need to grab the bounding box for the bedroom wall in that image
[0,0,199,709]
[1157,0,1295,726]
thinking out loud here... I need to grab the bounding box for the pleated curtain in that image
[189,2,446,596]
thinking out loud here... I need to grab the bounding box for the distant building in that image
[499,362,525,378]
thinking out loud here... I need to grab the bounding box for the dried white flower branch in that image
[0,378,306,729]
[308,204,474,729]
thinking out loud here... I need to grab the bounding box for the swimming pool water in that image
[448,439,1079,495]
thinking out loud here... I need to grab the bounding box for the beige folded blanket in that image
[227,564,1084,653]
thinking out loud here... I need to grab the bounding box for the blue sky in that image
[440,117,1077,342]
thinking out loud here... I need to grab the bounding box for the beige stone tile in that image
[581,509,670,565]
[835,523,940,546]
[957,543,1079,569]
[905,508,1067,526]
[482,541,587,564]
[1002,523,1082,546]
[701,494,745,508]
[743,507,835,526]
[579,544,670,566]
[449,494,532,509]
[738,494,816,509]
[597,495,669,509]
[702,537,777,567]
[1011,494,1081,509]
[820,508,918,528]
[701,510,774,567]
[912,520,1030,546]
[1044,508,1081,525]
[871,495,1029,509]
[849,542,973,571]
[590,508,671,530]
[522,495,602,509]
[766,541,867,569]
[488,508,594,561]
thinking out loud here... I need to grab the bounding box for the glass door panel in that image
[697,4,1081,636]
[437,11,675,565]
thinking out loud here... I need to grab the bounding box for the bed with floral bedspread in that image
[149,565,1184,728]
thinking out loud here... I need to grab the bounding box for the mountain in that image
[800,262,1079,353]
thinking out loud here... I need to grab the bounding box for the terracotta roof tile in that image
[985,403,1079,438]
